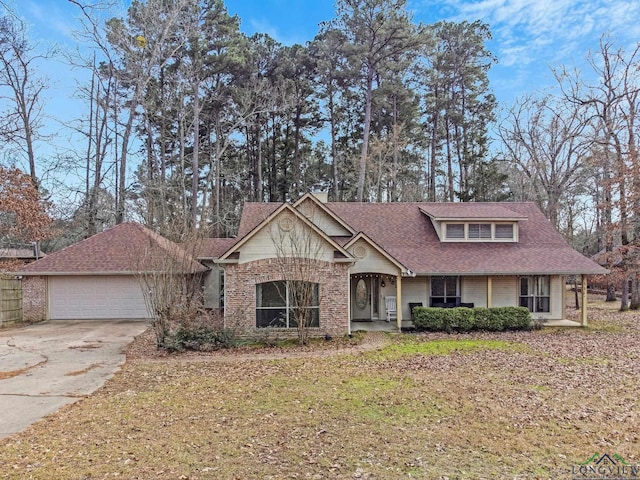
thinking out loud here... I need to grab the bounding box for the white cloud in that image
[421,0,640,102]
[21,0,77,43]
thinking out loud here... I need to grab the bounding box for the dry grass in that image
[1,296,639,479]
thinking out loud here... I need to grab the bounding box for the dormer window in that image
[468,223,491,239]
[445,224,465,239]
[495,224,514,239]
[443,222,517,242]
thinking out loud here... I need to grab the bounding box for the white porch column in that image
[396,275,402,330]
[581,274,588,327]
[487,276,493,308]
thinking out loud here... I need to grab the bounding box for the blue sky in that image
[3,0,640,192]
[15,0,640,107]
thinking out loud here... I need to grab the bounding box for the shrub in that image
[473,307,503,331]
[413,307,448,331]
[497,306,532,330]
[413,306,531,332]
[451,307,475,332]
[161,326,238,352]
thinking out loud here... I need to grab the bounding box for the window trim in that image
[256,280,320,329]
[442,222,517,242]
[519,275,550,313]
[468,223,492,239]
[445,223,465,239]
[429,275,460,306]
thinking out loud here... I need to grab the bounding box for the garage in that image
[18,223,207,323]
[49,275,151,319]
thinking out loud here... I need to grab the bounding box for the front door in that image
[351,277,379,321]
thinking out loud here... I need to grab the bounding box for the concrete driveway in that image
[0,320,148,439]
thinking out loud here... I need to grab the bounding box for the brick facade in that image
[22,275,47,323]
[223,258,350,337]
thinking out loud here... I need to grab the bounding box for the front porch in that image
[348,273,591,328]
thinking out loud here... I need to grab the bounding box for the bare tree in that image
[69,0,193,224]
[133,226,207,347]
[498,94,591,228]
[0,15,52,183]
[268,209,325,345]
[555,36,640,307]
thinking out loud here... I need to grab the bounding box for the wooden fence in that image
[0,277,22,326]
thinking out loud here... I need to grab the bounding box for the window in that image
[256,281,320,328]
[446,224,465,239]
[519,276,550,313]
[495,224,514,239]
[443,222,516,242]
[430,276,460,306]
[468,223,491,239]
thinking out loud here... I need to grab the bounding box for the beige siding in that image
[396,277,428,320]
[491,276,517,307]
[297,198,352,236]
[202,261,222,309]
[551,276,564,319]
[238,223,335,264]
[349,239,399,276]
[461,276,487,308]
[430,219,444,240]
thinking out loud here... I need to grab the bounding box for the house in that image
[0,246,45,270]
[0,246,44,262]
[198,194,608,335]
[17,195,607,332]
[18,223,206,322]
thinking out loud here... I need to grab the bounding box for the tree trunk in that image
[429,85,439,202]
[630,272,640,310]
[356,68,374,202]
[620,274,629,311]
[190,80,200,230]
[329,89,339,200]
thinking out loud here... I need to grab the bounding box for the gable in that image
[220,204,354,265]
[237,217,336,263]
[347,237,402,276]
[294,195,354,236]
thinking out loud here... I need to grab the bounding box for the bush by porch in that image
[413,305,532,332]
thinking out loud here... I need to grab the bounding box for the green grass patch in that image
[368,337,527,361]
[251,368,450,425]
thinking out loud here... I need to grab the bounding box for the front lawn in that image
[1,298,638,479]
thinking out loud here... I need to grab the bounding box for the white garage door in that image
[49,276,150,319]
